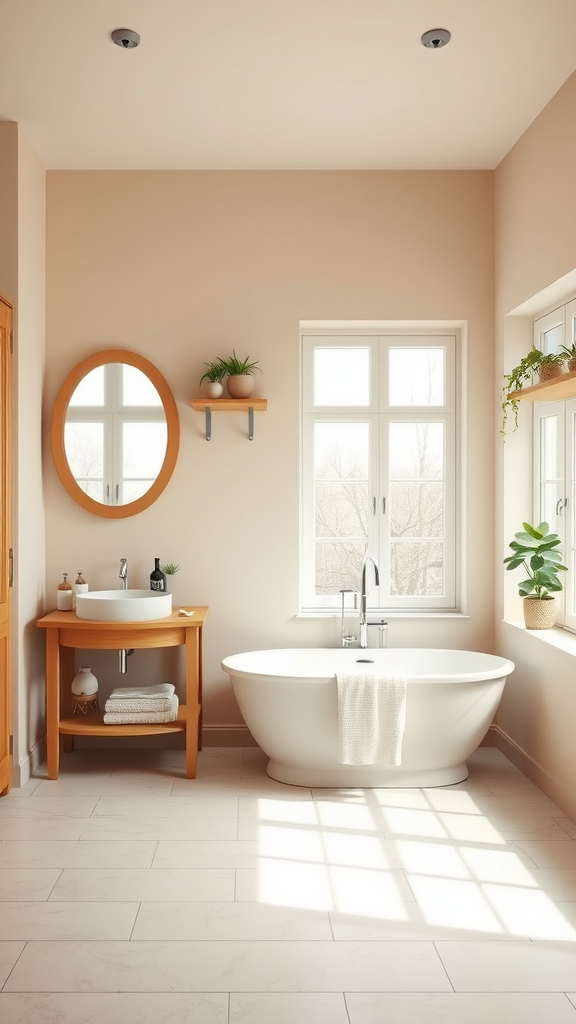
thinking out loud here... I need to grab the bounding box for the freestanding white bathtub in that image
[222,648,515,787]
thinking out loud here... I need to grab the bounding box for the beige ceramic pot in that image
[226,374,255,399]
[206,381,223,398]
[523,597,556,629]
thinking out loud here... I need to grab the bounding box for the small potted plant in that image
[218,350,261,399]
[502,347,565,435]
[199,359,227,398]
[537,351,566,382]
[160,561,179,595]
[559,341,576,373]
[503,521,567,629]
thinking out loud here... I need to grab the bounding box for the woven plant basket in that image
[523,597,556,629]
[569,357,576,373]
[539,362,564,382]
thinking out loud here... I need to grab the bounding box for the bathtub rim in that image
[222,648,515,685]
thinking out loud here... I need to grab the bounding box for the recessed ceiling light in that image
[421,28,451,49]
[111,28,140,49]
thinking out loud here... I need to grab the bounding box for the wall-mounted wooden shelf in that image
[509,370,576,403]
[191,398,268,440]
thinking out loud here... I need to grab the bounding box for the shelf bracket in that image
[202,404,256,440]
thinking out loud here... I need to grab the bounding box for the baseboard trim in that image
[490,724,576,821]
[202,725,257,747]
[13,735,46,788]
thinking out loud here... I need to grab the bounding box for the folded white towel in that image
[103,695,179,725]
[107,683,176,701]
[104,696,175,714]
[337,673,407,766]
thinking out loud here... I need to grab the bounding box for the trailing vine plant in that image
[501,347,564,436]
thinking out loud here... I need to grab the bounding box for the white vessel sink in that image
[75,589,172,622]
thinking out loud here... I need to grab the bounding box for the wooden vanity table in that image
[37,606,208,780]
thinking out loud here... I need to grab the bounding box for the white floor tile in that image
[0,840,156,869]
[345,992,576,1023]
[132,900,333,940]
[80,814,238,841]
[436,939,576,991]
[0,941,26,988]
[513,839,576,869]
[153,841,260,869]
[4,939,452,992]
[230,992,349,1024]
[0,868,62,901]
[0,900,138,939]
[0,992,229,1023]
[50,867,235,902]
[92,795,240,817]
[0,797,99,817]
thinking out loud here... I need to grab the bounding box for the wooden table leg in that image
[45,629,61,780]
[61,647,75,753]
[184,628,200,779]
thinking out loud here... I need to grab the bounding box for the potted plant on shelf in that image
[501,347,566,435]
[537,351,566,381]
[503,521,567,629]
[218,350,261,399]
[199,359,228,398]
[559,341,576,373]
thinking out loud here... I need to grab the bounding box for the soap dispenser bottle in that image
[150,558,166,592]
[57,573,73,611]
[72,571,88,611]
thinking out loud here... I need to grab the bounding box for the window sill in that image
[297,611,471,620]
[504,619,576,656]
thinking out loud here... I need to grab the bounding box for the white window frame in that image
[533,298,576,633]
[300,330,458,614]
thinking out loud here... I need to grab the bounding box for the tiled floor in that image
[0,746,576,1022]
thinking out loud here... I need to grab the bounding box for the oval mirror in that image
[51,349,179,519]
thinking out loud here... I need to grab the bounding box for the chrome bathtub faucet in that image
[359,553,380,648]
[339,589,358,648]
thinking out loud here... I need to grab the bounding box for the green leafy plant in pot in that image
[218,350,261,399]
[199,359,228,398]
[501,347,566,436]
[503,521,567,628]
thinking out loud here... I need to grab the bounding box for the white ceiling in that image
[1,0,576,170]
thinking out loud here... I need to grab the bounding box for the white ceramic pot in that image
[206,382,223,398]
[226,374,255,399]
[71,666,99,695]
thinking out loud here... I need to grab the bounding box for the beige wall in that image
[495,71,576,817]
[0,123,46,783]
[45,170,495,741]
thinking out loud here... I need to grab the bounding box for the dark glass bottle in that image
[150,558,166,592]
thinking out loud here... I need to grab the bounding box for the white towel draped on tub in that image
[337,672,407,765]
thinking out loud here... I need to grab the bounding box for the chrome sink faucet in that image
[359,553,380,648]
[119,558,128,590]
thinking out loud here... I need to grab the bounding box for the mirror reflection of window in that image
[122,365,163,406]
[68,366,105,406]
[64,363,167,506]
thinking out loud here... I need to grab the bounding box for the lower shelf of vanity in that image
[58,703,193,738]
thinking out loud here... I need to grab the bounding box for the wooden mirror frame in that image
[51,349,179,519]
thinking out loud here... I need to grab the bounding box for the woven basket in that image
[523,598,556,629]
[538,362,564,382]
[569,357,576,373]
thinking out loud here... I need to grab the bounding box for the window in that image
[301,332,458,613]
[533,298,576,631]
